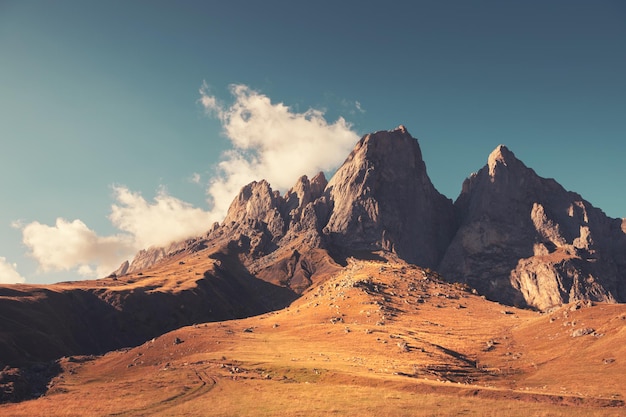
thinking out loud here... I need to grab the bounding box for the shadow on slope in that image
[0,261,297,402]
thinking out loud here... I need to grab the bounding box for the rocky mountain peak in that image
[221,179,286,241]
[440,144,626,310]
[285,173,326,211]
[487,144,517,176]
[310,171,328,193]
[322,127,455,267]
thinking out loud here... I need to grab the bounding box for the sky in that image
[1,0,625,284]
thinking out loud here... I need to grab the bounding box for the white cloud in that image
[0,257,26,284]
[189,172,201,184]
[21,187,214,278]
[20,84,359,280]
[200,83,359,220]
[109,186,214,249]
[21,218,134,278]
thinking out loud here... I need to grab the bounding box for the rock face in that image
[323,126,456,267]
[123,126,455,292]
[200,126,456,286]
[126,240,192,274]
[110,260,129,277]
[208,172,332,293]
[220,172,329,256]
[119,130,625,311]
[438,145,626,310]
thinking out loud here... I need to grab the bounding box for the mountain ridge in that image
[120,126,625,310]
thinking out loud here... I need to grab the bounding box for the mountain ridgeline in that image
[124,126,626,311]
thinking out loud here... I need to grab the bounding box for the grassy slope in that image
[2,259,625,416]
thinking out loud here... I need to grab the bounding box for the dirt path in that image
[108,367,217,417]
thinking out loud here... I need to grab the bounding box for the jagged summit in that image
[487,144,517,175]
[117,126,625,311]
[323,126,455,267]
[331,125,423,172]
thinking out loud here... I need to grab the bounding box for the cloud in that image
[108,186,214,249]
[22,218,134,278]
[200,83,359,219]
[21,187,215,278]
[20,84,359,280]
[189,172,202,184]
[0,257,26,284]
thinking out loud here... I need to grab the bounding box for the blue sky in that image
[1,1,625,284]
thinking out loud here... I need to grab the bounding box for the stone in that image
[571,328,595,337]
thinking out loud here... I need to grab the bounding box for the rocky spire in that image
[222,179,287,242]
[487,144,517,176]
[321,126,455,267]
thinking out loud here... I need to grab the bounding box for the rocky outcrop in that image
[222,179,287,246]
[210,172,334,293]
[126,239,194,274]
[439,145,626,310]
[323,126,456,267]
[220,173,328,256]
[110,260,129,277]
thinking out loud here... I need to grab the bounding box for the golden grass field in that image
[2,258,625,416]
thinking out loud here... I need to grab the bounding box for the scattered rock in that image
[484,340,497,351]
[571,328,595,337]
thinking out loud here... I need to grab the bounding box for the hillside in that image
[1,126,625,414]
[0,242,300,370]
[2,258,624,416]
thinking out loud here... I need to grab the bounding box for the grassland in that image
[2,259,625,416]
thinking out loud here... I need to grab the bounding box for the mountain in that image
[123,126,455,293]
[323,126,456,267]
[122,130,625,312]
[2,126,626,405]
[438,145,626,310]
